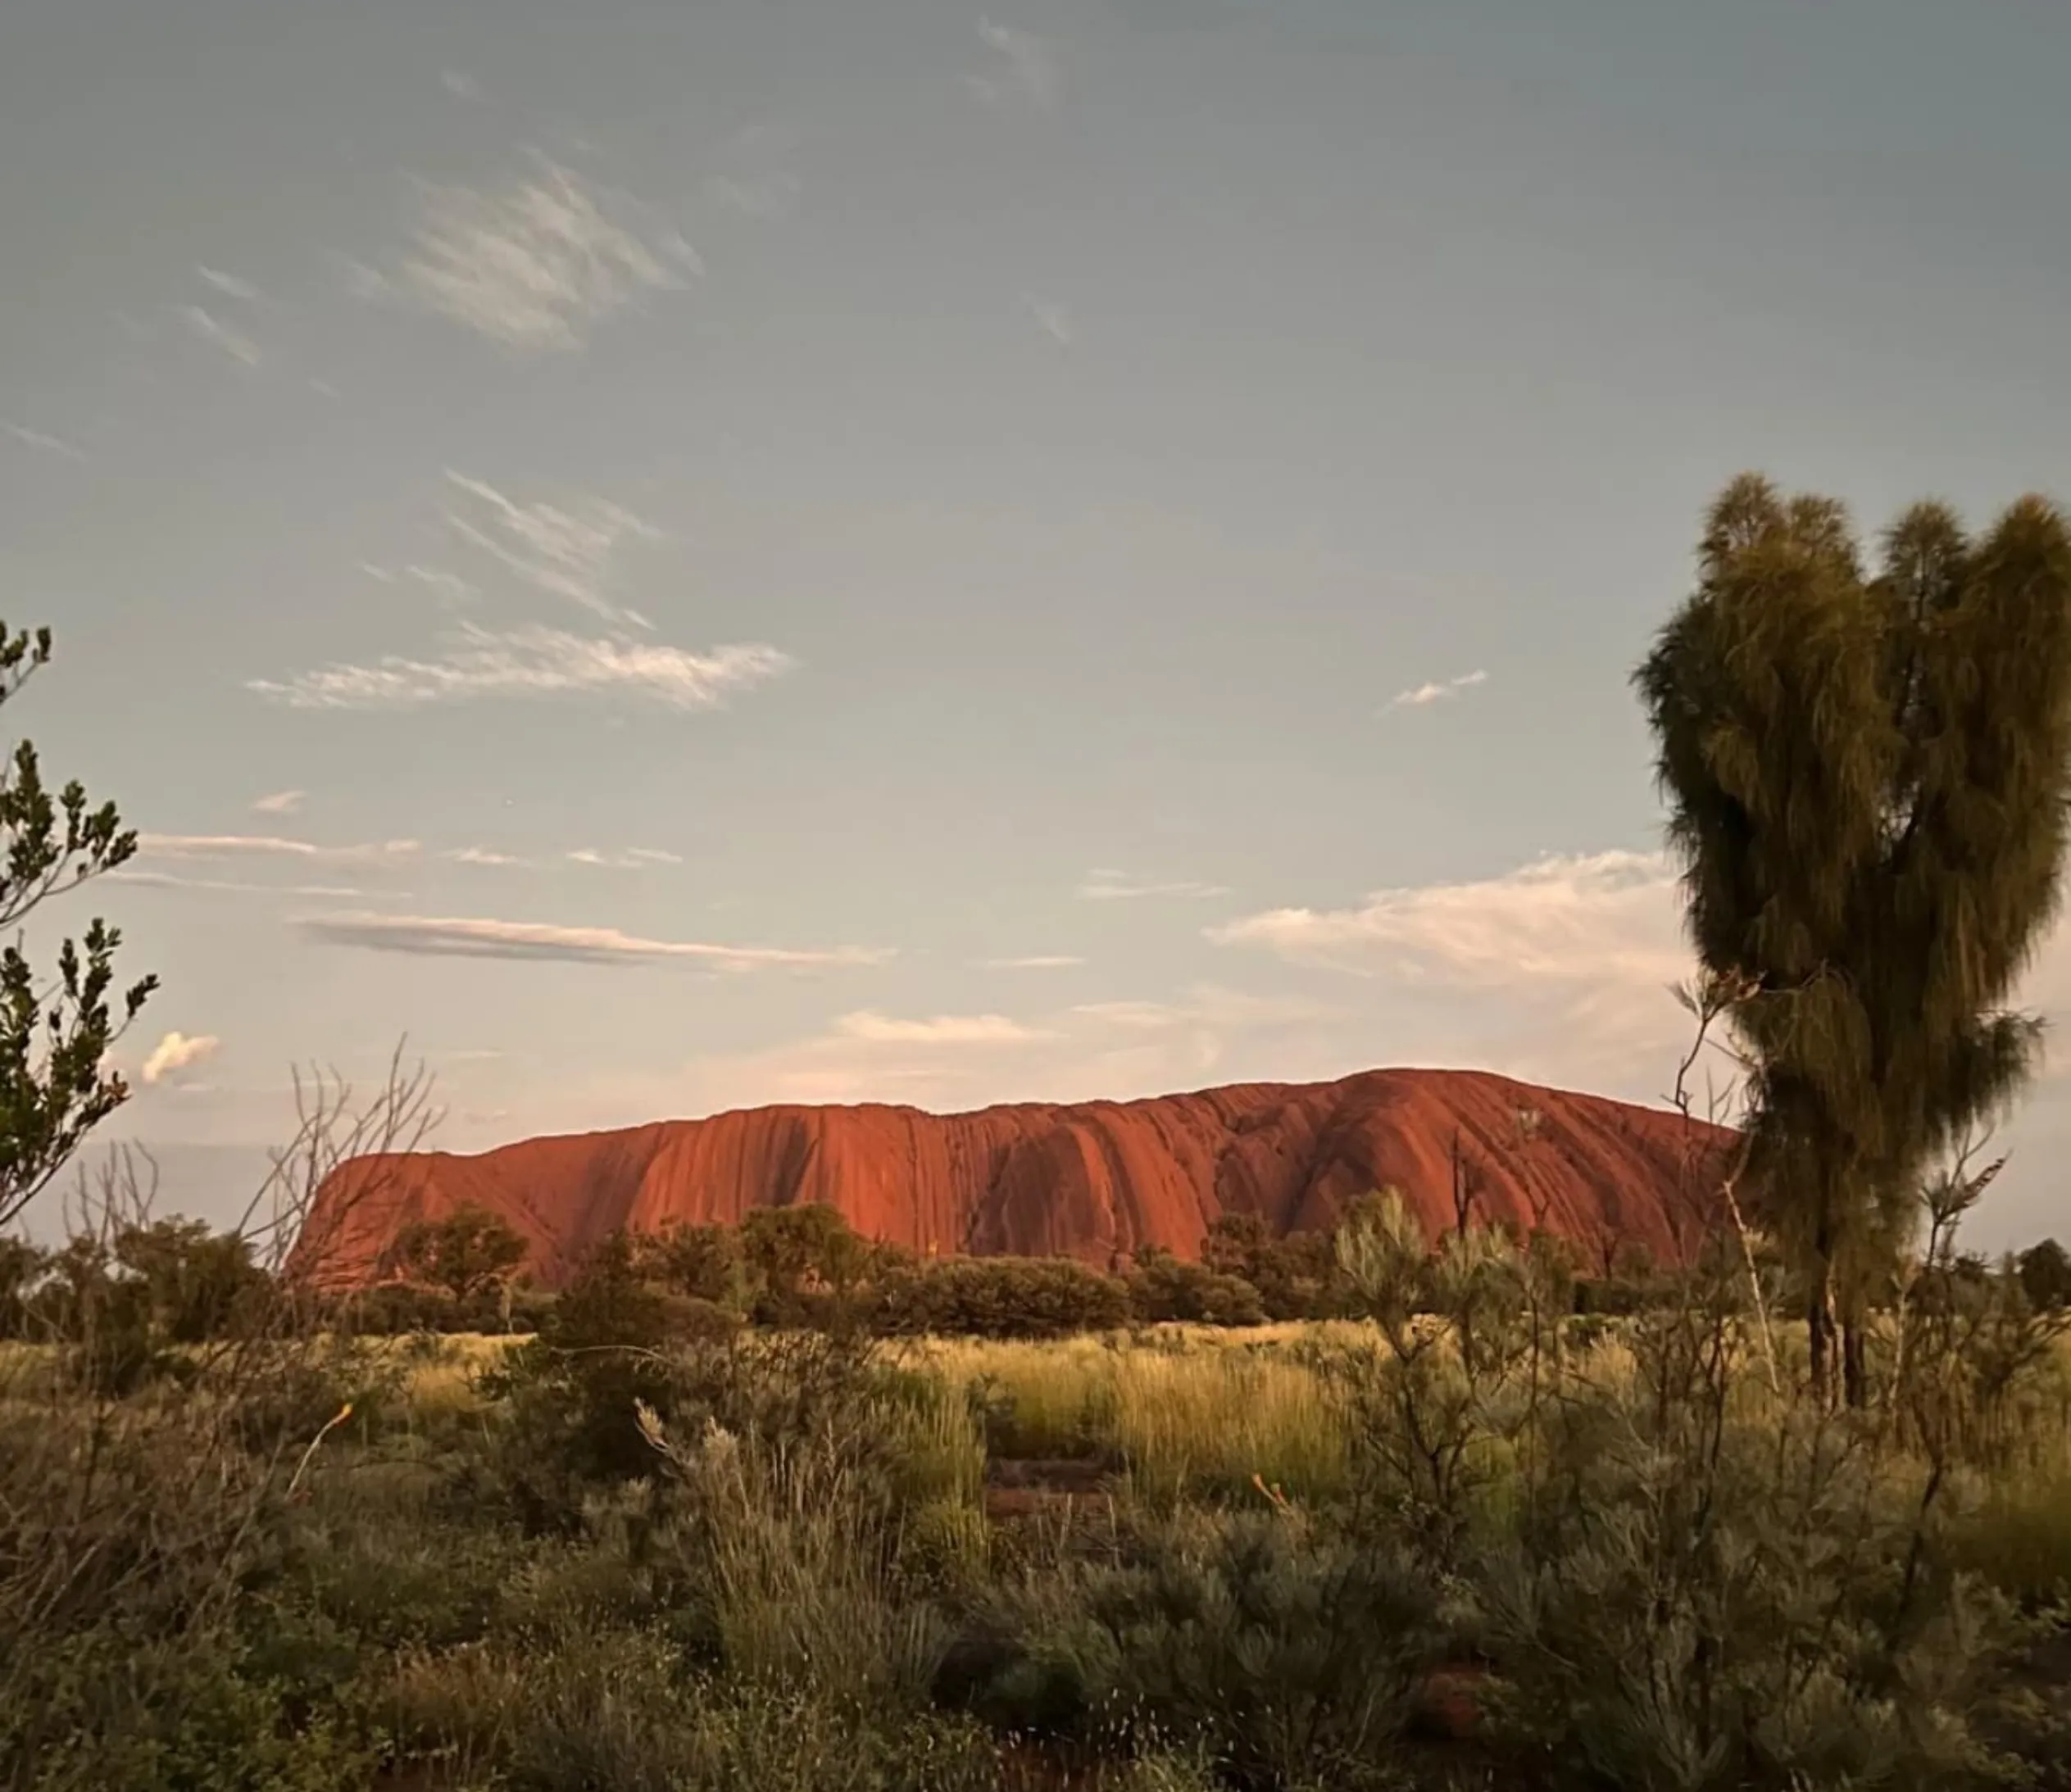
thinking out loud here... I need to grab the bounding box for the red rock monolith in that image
[288,1067,1732,1291]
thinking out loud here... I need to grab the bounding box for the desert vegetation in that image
[7,473,2071,1791]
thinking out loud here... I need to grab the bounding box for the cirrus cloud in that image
[833,1010,1053,1046]
[295,909,891,973]
[1387,669,1487,710]
[357,152,701,352]
[248,622,792,711]
[134,832,420,869]
[442,470,661,628]
[1077,867,1229,902]
[966,20,1059,111]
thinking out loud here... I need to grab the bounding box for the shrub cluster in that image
[9,1171,2071,1790]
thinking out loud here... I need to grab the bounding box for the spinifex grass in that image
[1111,1345,1351,1508]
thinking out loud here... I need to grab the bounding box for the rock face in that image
[288,1068,1733,1291]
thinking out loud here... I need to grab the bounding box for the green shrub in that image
[1201,1214,1339,1322]
[3,1625,377,1792]
[874,1255,1131,1340]
[942,1505,1442,1790]
[1125,1248,1266,1327]
[1474,1402,2037,1790]
[637,1220,749,1312]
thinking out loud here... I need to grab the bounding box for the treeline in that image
[11,1195,2071,1353]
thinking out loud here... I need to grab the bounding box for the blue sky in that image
[6,0,2069,1247]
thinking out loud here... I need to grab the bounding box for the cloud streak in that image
[252,790,305,815]
[1077,867,1230,902]
[195,265,264,304]
[2,420,88,462]
[110,870,377,899]
[980,954,1084,969]
[180,303,263,367]
[296,910,889,972]
[404,564,480,607]
[1027,297,1073,347]
[1388,669,1487,710]
[136,832,420,869]
[363,152,701,352]
[967,20,1059,111]
[443,470,659,627]
[248,621,793,711]
[627,981,1340,1119]
[833,1010,1051,1045]
[566,846,684,869]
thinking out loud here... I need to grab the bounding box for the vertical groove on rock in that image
[288,1068,1737,1290]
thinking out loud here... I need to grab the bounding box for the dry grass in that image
[899,1324,1372,1501]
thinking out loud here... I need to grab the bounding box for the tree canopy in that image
[0,624,155,1232]
[1635,474,2071,1395]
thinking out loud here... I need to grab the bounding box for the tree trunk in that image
[1807,1263,1837,1406]
[1842,1313,1868,1409]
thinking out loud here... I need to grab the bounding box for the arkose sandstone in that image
[291,1067,1733,1291]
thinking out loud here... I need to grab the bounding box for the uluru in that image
[289,1068,1735,1291]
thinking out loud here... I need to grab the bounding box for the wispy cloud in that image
[142,1031,221,1086]
[136,832,420,869]
[443,470,659,627]
[2,420,89,462]
[109,870,376,900]
[1387,668,1487,710]
[248,622,792,711]
[833,1010,1051,1045]
[980,954,1084,969]
[967,20,1059,111]
[1068,999,1184,1031]
[404,563,480,607]
[444,846,529,868]
[1027,297,1074,347]
[566,846,684,869]
[195,265,264,304]
[361,152,701,352]
[1071,986,1338,1036]
[296,910,889,972]
[180,303,263,367]
[251,790,305,815]
[703,122,802,219]
[627,981,1337,1119]
[1208,850,1683,988]
[1076,867,1230,902]
[1207,849,1706,1093]
[439,70,488,103]
[705,172,802,219]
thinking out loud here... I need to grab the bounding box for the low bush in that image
[875,1254,1133,1340]
[942,1504,1444,1791]
[1126,1249,1267,1328]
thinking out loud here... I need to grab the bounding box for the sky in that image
[4,0,2069,1250]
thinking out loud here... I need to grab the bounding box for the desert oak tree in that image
[1635,474,2071,1402]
